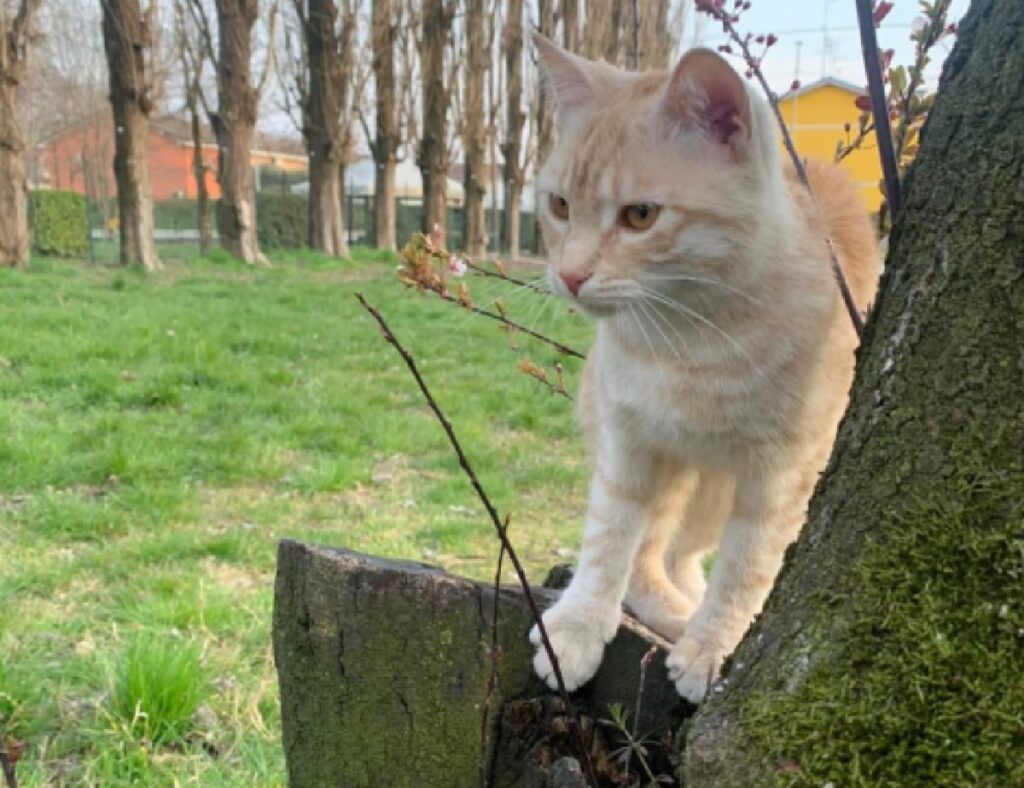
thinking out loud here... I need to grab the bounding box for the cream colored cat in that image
[529,35,879,703]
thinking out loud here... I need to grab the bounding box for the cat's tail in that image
[802,159,882,311]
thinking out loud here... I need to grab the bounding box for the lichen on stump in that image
[273,540,685,787]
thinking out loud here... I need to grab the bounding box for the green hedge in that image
[30,190,88,257]
[256,193,307,250]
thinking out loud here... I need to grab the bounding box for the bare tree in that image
[460,0,489,258]
[0,0,42,268]
[174,0,213,252]
[189,0,277,264]
[100,0,162,270]
[500,0,524,256]
[561,0,579,53]
[416,0,456,243]
[292,0,357,257]
[369,0,399,249]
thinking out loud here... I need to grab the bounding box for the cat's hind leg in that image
[665,470,735,607]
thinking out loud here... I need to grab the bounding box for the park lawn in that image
[0,248,593,786]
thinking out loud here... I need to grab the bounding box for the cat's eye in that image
[620,203,661,231]
[549,194,570,221]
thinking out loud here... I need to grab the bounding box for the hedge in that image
[256,193,307,250]
[30,190,89,258]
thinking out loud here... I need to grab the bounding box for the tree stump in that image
[273,539,684,787]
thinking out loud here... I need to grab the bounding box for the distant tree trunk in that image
[583,0,621,62]
[684,1,1024,783]
[462,0,487,260]
[417,0,455,243]
[100,0,162,271]
[304,0,353,258]
[638,0,672,70]
[532,0,556,255]
[186,81,213,253]
[371,0,398,250]
[501,0,524,257]
[213,0,263,264]
[0,0,41,269]
[561,0,579,53]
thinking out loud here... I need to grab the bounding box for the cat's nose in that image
[560,270,592,296]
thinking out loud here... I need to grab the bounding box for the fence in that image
[67,194,539,263]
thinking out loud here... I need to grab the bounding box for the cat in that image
[528,34,879,703]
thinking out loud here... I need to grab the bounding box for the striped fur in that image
[528,37,879,702]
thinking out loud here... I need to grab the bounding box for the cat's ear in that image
[531,32,602,123]
[660,49,752,155]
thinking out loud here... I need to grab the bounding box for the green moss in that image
[740,435,1024,786]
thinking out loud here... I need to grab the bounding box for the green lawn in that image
[0,248,592,785]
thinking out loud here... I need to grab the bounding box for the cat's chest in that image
[595,343,782,459]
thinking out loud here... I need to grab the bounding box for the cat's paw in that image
[666,633,728,703]
[529,599,620,691]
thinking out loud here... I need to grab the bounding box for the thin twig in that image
[478,529,507,788]
[464,260,549,294]
[854,0,902,220]
[412,279,586,360]
[355,293,597,785]
[696,1,866,340]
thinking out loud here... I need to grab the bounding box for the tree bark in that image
[417,0,455,243]
[684,0,1024,783]
[371,0,398,250]
[186,80,213,253]
[100,0,162,270]
[304,0,353,258]
[462,0,488,259]
[0,0,40,269]
[500,0,524,257]
[561,0,579,53]
[213,0,263,264]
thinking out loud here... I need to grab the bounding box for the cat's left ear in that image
[660,49,753,157]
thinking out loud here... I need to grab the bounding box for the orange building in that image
[30,114,307,201]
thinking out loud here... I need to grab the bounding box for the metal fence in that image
[78,194,540,263]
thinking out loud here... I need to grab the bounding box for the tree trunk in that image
[417,0,455,243]
[213,0,263,264]
[186,82,213,253]
[637,0,672,70]
[0,82,28,269]
[501,0,524,257]
[304,0,353,259]
[274,541,682,787]
[100,0,162,271]
[371,0,398,250]
[462,0,488,260]
[684,1,1024,783]
[561,0,579,53]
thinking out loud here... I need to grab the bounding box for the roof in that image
[150,115,306,158]
[779,77,864,101]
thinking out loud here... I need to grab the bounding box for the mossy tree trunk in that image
[684,0,1024,784]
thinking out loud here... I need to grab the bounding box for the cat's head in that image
[533,35,782,318]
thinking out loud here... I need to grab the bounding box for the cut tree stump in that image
[273,539,685,787]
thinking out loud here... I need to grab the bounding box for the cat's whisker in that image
[638,286,766,377]
[638,273,763,305]
[636,297,691,370]
[626,301,671,397]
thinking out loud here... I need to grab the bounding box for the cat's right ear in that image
[531,33,600,125]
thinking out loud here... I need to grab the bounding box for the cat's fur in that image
[529,36,879,702]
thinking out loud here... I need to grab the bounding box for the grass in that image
[0,247,593,785]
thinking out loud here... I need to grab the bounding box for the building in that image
[777,78,882,211]
[30,114,307,202]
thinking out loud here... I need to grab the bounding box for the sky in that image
[686,0,971,95]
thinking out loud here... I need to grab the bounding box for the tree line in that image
[0,0,684,270]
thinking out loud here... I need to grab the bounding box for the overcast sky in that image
[687,0,971,94]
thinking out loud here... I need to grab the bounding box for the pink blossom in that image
[448,254,467,277]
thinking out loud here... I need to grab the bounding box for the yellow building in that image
[777,78,881,212]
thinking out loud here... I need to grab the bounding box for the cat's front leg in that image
[530,443,665,691]
[667,462,811,702]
